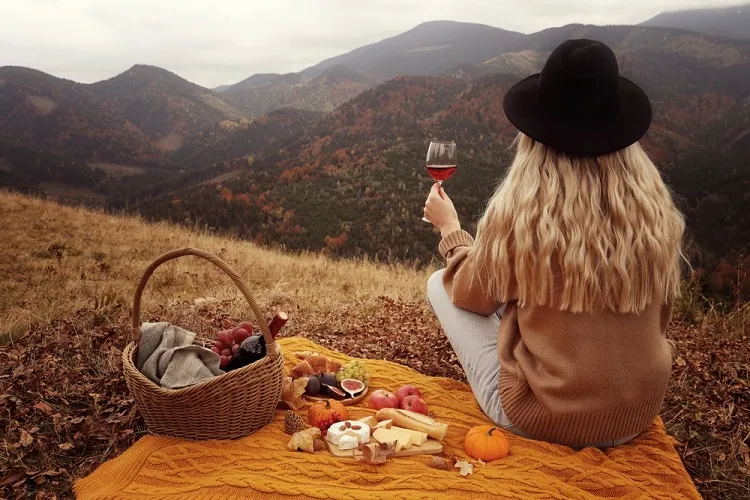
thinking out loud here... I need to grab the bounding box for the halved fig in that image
[340,378,366,397]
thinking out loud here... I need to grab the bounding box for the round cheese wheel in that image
[326,420,371,446]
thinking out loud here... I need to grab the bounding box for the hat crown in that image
[538,39,621,123]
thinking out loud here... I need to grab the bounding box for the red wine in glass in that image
[423,140,457,222]
[426,164,457,182]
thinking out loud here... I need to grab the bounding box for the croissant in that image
[289,360,315,379]
[290,355,343,378]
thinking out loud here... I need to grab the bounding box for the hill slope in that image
[0,191,747,500]
[222,66,377,117]
[641,3,750,39]
[88,65,246,151]
[0,66,157,164]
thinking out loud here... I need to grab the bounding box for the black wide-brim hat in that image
[503,38,652,157]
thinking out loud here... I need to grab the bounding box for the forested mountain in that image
[88,65,245,151]
[641,3,750,40]
[0,66,158,165]
[221,66,377,117]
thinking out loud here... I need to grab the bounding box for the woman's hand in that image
[424,183,461,237]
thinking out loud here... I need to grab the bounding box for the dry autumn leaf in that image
[19,429,33,447]
[287,427,321,453]
[455,460,474,477]
[355,442,395,465]
[34,401,54,415]
[280,376,309,410]
[428,456,452,471]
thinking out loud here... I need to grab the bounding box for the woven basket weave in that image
[122,247,285,440]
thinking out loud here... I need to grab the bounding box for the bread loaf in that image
[375,408,449,441]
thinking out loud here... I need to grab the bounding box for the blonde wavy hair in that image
[473,133,686,314]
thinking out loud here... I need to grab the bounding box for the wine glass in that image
[422,140,457,223]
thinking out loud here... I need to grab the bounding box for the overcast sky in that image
[0,0,742,88]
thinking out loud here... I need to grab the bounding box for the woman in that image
[424,39,685,448]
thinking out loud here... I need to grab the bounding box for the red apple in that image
[221,348,232,357]
[233,327,250,343]
[401,395,428,414]
[368,390,400,410]
[231,344,240,354]
[395,384,422,403]
[218,329,234,346]
[238,321,254,332]
[210,345,222,355]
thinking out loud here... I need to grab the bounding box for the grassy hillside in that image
[0,190,431,340]
[0,190,748,499]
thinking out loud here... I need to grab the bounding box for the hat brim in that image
[502,74,652,157]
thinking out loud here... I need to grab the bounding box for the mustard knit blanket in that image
[75,337,700,499]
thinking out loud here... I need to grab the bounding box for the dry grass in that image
[0,190,748,499]
[0,190,433,341]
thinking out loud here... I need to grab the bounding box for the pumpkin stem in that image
[486,427,498,436]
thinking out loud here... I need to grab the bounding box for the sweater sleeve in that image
[438,229,502,316]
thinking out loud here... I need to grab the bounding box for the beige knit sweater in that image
[439,229,674,446]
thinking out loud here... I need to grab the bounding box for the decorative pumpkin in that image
[307,399,349,433]
[464,425,509,461]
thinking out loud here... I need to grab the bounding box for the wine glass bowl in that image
[423,140,457,223]
[425,141,457,183]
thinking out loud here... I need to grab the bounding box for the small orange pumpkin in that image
[307,399,349,431]
[464,425,509,461]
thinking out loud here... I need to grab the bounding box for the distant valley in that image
[1,5,749,298]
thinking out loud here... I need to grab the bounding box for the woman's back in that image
[425,38,685,448]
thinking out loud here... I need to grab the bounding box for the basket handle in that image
[131,247,273,346]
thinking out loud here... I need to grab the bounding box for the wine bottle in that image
[225,334,266,371]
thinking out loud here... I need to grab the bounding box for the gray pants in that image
[427,269,639,449]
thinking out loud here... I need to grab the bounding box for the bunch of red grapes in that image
[211,321,253,369]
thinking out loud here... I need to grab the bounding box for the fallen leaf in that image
[34,401,54,415]
[280,376,309,410]
[19,429,33,447]
[58,442,73,450]
[313,438,327,452]
[455,460,474,477]
[0,471,25,487]
[287,427,321,453]
[355,442,395,465]
[428,456,452,471]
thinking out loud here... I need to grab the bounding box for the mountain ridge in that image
[641,3,750,40]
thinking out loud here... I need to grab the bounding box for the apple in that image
[233,327,251,343]
[218,329,234,346]
[238,321,254,332]
[210,345,222,355]
[368,389,399,410]
[221,348,232,357]
[401,395,428,414]
[395,384,422,403]
[231,344,240,354]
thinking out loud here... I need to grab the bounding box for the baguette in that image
[375,408,448,441]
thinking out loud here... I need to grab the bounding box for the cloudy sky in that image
[0,0,742,88]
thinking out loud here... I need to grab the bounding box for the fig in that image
[340,378,365,397]
[322,384,347,399]
[320,373,337,388]
[305,376,321,396]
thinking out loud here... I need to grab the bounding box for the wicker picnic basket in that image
[122,247,285,440]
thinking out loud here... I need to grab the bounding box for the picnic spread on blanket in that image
[76,336,701,499]
[74,248,701,498]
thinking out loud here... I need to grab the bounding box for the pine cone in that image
[284,410,307,435]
